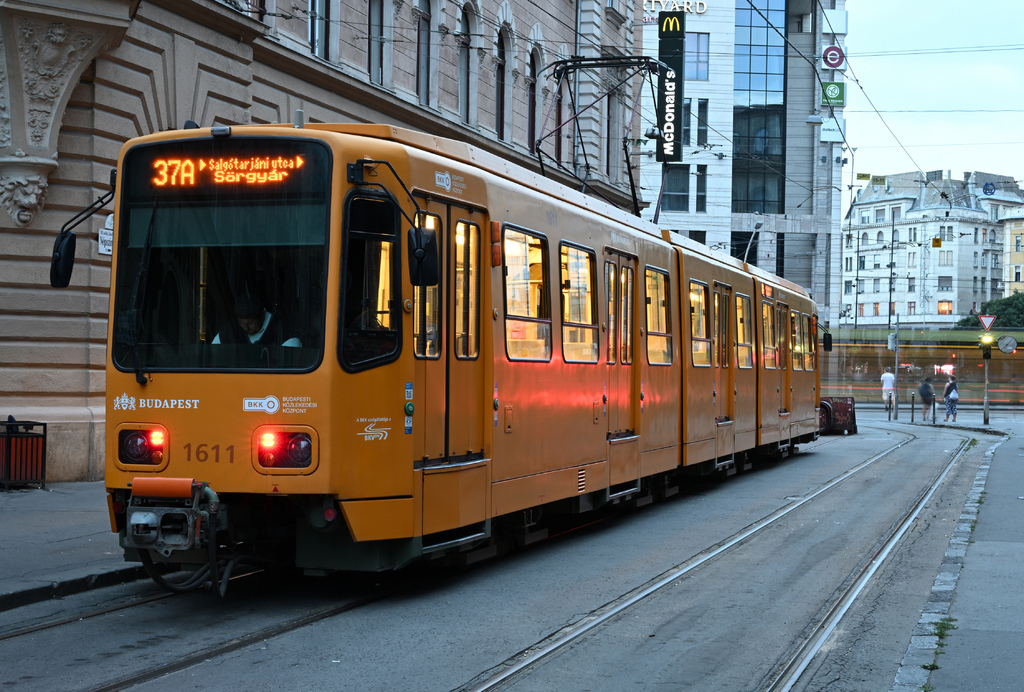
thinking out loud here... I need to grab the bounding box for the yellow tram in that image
[53,122,823,589]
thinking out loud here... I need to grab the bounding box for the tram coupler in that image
[124,477,220,558]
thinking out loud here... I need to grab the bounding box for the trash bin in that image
[1,420,46,490]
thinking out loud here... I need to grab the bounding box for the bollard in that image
[910,392,915,423]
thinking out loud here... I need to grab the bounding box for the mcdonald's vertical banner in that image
[657,12,685,162]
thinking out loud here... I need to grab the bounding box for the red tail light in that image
[257,431,313,468]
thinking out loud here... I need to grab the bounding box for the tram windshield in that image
[111,137,330,373]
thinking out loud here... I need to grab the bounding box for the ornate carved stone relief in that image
[0,6,129,227]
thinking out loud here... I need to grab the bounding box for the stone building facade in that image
[0,0,637,480]
[842,170,1024,329]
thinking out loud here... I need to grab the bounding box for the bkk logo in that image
[435,171,452,192]
[357,420,390,441]
[243,396,280,414]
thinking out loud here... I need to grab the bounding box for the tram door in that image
[777,302,792,444]
[759,295,782,445]
[415,202,486,535]
[713,283,735,459]
[604,252,638,485]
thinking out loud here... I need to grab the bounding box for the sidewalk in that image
[0,481,143,611]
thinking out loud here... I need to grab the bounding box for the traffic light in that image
[887,333,897,351]
[980,333,993,359]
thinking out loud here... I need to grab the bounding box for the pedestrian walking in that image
[919,377,935,420]
[880,367,896,411]
[943,375,959,423]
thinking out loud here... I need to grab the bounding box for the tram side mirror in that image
[408,226,439,287]
[49,231,77,288]
[822,332,833,352]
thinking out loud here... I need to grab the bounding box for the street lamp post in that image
[744,220,763,264]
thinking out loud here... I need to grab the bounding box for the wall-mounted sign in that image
[821,81,846,107]
[656,12,685,162]
[822,45,846,70]
[819,116,846,143]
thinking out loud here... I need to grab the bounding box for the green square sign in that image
[821,81,846,107]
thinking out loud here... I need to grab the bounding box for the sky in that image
[842,1,1024,202]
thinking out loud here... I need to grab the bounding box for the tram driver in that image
[212,295,301,347]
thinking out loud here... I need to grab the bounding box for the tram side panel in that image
[487,183,612,517]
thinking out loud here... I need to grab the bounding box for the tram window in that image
[715,287,730,368]
[804,314,816,370]
[645,268,672,365]
[689,281,711,367]
[340,196,400,371]
[761,301,777,369]
[790,310,803,371]
[560,244,598,362]
[414,213,443,359]
[605,262,617,364]
[736,295,753,368]
[621,266,634,364]
[504,227,551,360]
[454,221,480,359]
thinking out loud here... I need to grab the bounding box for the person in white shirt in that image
[880,366,896,411]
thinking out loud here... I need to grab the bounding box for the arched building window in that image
[495,30,509,141]
[416,0,432,106]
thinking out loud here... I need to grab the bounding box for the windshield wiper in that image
[127,203,157,385]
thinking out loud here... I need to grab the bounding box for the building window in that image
[458,10,474,124]
[528,53,539,153]
[873,254,881,269]
[857,256,865,270]
[974,252,979,267]
[908,277,916,293]
[982,277,987,292]
[860,211,870,224]
[938,301,953,315]
[368,0,384,84]
[873,303,880,316]
[873,278,880,292]
[416,0,432,105]
[991,205,999,221]
[1016,235,1022,252]
[1016,266,1022,282]
[892,229,900,243]
[938,276,953,292]
[982,253,988,268]
[908,301,916,315]
[846,235,853,249]
[890,302,896,316]
[664,165,690,212]
[495,30,509,140]
[697,99,709,145]
[684,33,709,80]
[858,303,864,317]
[876,231,884,244]
[682,99,691,146]
[857,278,865,293]
[844,257,852,271]
[908,252,916,267]
[309,0,329,59]
[973,276,978,291]
[732,7,785,215]
[844,280,853,295]
[861,232,869,245]
[983,228,988,243]
[875,208,885,223]
[892,207,901,221]
[695,165,707,212]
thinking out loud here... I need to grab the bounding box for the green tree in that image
[956,292,1024,329]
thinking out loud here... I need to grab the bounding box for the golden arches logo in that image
[661,15,681,33]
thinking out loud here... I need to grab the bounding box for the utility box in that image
[1,420,47,490]
[819,397,857,435]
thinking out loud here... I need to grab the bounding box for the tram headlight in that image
[257,431,313,468]
[118,428,166,465]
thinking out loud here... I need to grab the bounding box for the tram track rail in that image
[456,427,924,692]
[2,425,973,692]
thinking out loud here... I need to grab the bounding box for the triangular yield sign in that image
[980,315,996,331]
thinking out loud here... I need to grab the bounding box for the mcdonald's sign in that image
[657,12,685,162]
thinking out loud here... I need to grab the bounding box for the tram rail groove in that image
[457,430,918,692]
[764,435,972,692]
